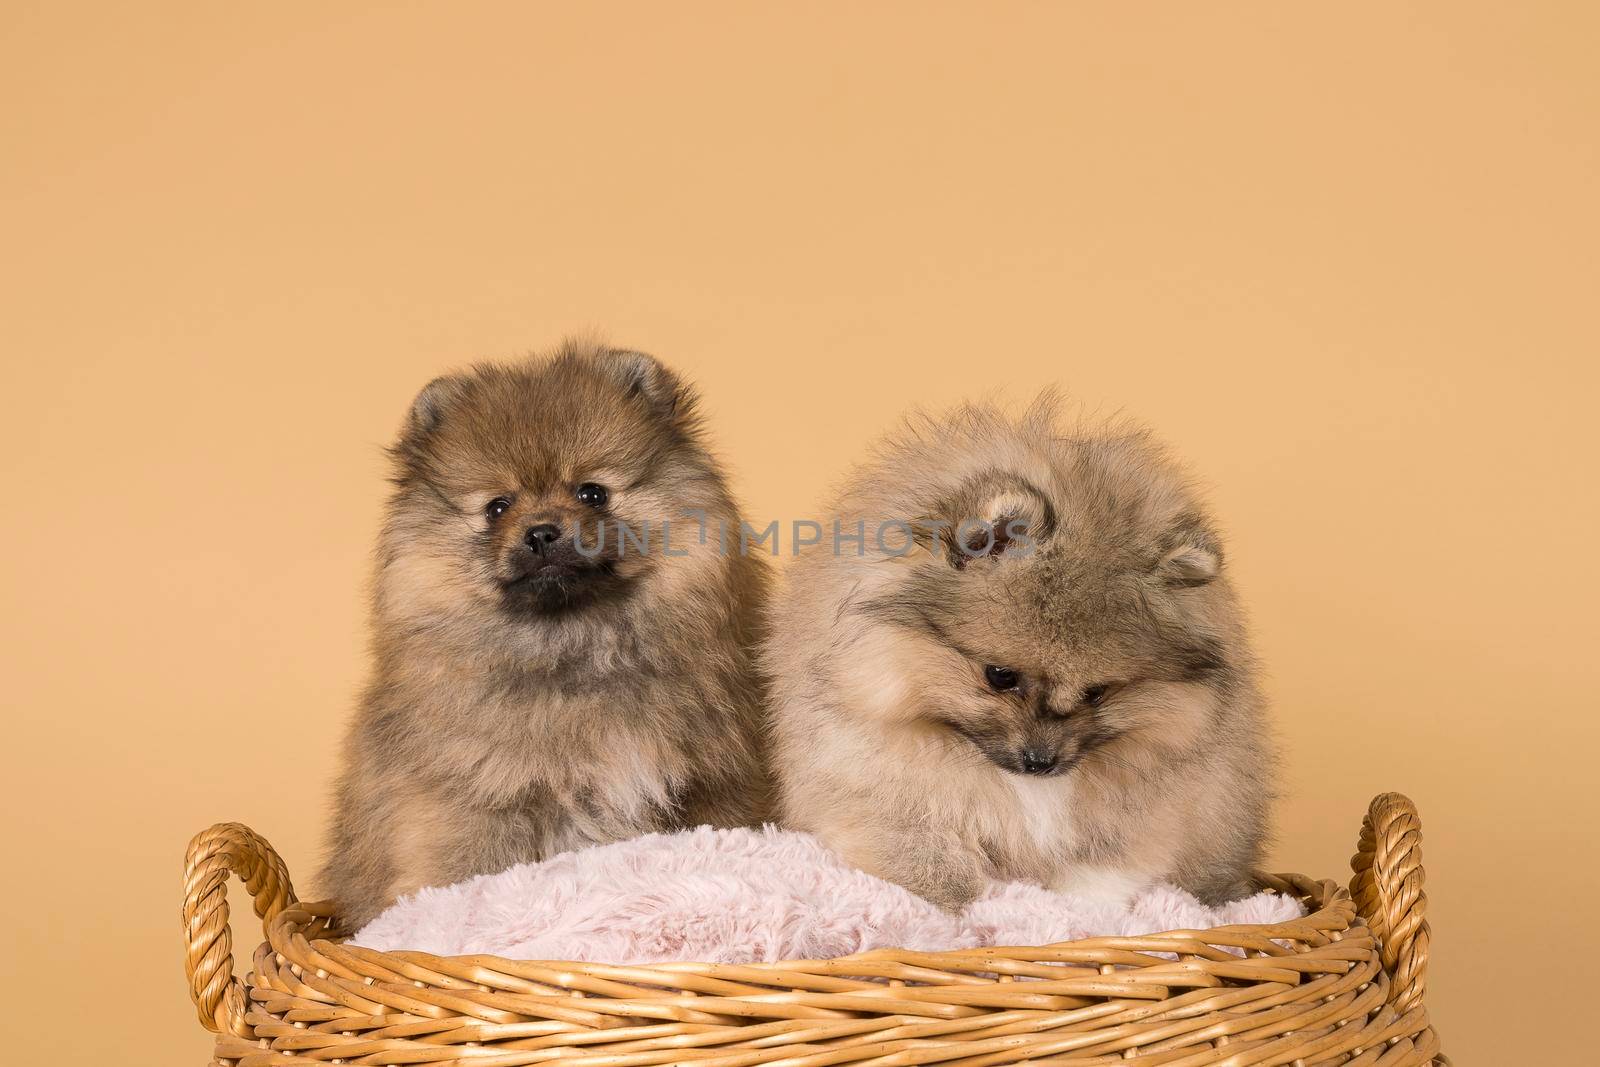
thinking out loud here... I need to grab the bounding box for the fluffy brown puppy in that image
[321,341,770,928]
[768,400,1272,911]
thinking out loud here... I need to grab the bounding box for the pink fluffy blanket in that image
[351,825,1303,964]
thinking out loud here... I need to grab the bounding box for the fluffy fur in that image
[349,825,1304,964]
[320,340,771,928]
[767,398,1274,911]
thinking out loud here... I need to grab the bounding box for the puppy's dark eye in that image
[576,482,609,508]
[984,665,1020,691]
[485,496,513,521]
[1082,684,1111,708]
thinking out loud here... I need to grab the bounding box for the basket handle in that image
[1349,792,1431,1015]
[183,823,298,1035]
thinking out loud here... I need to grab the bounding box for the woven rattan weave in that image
[183,792,1444,1065]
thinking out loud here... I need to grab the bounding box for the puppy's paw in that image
[874,841,985,913]
[917,869,985,914]
[894,847,986,913]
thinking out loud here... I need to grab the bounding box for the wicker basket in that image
[182,792,1445,1066]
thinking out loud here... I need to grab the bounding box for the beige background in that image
[3,3,1596,1061]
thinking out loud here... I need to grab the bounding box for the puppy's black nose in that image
[1020,749,1058,776]
[524,523,562,553]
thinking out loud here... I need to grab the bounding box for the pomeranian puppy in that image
[767,399,1271,911]
[321,340,771,928]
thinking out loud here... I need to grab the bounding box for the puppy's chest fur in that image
[959,762,1090,874]
[380,669,720,847]
[878,728,1130,878]
[1000,774,1079,855]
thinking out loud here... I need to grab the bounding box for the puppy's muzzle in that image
[504,519,597,579]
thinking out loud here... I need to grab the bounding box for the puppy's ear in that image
[933,476,1054,568]
[404,375,467,440]
[596,348,695,423]
[389,374,469,479]
[1157,518,1222,586]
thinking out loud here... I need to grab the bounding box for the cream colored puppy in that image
[767,401,1272,910]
